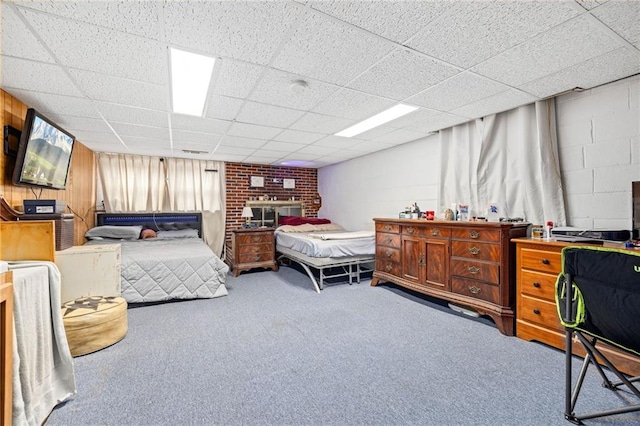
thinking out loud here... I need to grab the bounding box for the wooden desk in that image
[513,237,640,376]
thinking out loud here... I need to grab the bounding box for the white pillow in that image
[156,229,199,239]
[85,225,142,240]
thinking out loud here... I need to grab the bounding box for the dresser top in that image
[373,218,529,229]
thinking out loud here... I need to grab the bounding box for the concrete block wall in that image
[556,75,640,230]
[225,162,318,257]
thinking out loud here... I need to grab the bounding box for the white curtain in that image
[439,99,566,226]
[97,153,226,257]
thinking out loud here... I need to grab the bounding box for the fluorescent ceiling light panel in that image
[170,48,215,116]
[335,104,419,138]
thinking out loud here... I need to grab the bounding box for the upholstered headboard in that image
[96,212,203,237]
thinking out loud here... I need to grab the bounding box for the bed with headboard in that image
[274,216,375,293]
[87,212,229,304]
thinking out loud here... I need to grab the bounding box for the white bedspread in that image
[307,230,374,240]
[275,230,375,258]
[5,261,76,426]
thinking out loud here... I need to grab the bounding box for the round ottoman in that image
[61,296,128,357]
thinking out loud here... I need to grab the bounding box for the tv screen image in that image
[12,109,75,190]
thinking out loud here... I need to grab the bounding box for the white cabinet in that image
[55,244,121,303]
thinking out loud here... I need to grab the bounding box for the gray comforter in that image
[90,238,229,303]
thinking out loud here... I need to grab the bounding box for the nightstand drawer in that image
[376,223,400,233]
[519,294,562,331]
[238,243,273,255]
[238,252,274,263]
[520,248,562,274]
[376,232,401,248]
[520,269,558,301]
[236,233,273,245]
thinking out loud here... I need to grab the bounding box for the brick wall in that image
[225,162,318,256]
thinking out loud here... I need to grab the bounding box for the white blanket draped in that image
[5,261,76,426]
[307,231,375,240]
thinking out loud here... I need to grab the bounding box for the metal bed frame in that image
[276,245,373,293]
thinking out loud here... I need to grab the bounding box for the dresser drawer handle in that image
[252,254,260,261]
[533,308,541,315]
[385,250,393,258]
[406,226,415,234]
[541,258,550,265]
[469,231,480,239]
[251,236,262,243]
[384,225,392,231]
[430,229,439,236]
[384,237,393,245]
[467,266,480,274]
[469,247,480,255]
[469,285,481,294]
[532,281,541,288]
[385,264,393,272]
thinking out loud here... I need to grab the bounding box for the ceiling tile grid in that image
[1,0,639,168]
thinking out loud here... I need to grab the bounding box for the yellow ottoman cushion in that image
[62,296,128,357]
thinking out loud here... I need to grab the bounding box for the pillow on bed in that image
[276,224,319,233]
[156,229,199,239]
[140,229,157,239]
[279,216,332,226]
[313,223,344,231]
[85,225,142,240]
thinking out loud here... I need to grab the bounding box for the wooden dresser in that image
[372,219,529,335]
[228,227,278,277]
[513,238,640,376]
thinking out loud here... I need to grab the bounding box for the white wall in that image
[318,75,640,231]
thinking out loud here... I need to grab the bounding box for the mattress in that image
[275,230,375,258]
[88,238,229,303]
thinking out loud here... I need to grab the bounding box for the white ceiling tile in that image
[406,72,512,112]
[20,8,166,85]
[55,115,111,134]
[471,15,622,87]
[308,0,452,44]
[280,152,323,161]
[289,112,353,134]
[4,89,100,119]
[1,56,83,96]
[171,114,230,135]
[574,0,610,10]
[406,1,581,69]
[15,1,163,39]
[249,149,287,160]
[1,5,55,63]
[71,130,124,152]
[236,102,305,128]
[591,0,640,48]
[372,128,429,145]
[348,48,461,100]
[312,88,395,120]
[350,140,396,152]
[211,153,248,163]
[164,1,300,64]
[383,108,442,130]
[96,103,168,128]
[249,68,339,111]
[213,145,256,156]
[220,136,267,150]
[415,112,474,134]
[519,47,640,98]
[272,129,324,144]
[260,141,307,152]
[206,95,245,122]
[212,59,266,99]
[172,130,221,146]
[272,10,395,86]
[350,124,398,140]
[172,141,214,152]
[450,89,539,119]
[312,135,360,149]
[227,122,282,140]
[68,69,166,110]
[294,144,339,156]
[120,136,172,150]
[110,123,169,140]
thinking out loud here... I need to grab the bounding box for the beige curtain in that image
[439,99,566,226]
[97,154,226,257]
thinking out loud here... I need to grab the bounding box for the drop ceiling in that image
[1,0,639,168]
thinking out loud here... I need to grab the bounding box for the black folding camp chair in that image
[555,246,640,424]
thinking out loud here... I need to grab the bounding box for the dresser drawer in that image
[376,246,401,263]
[402,225,450,239]
[451,228,500,242]
[238,252,274,263]
[520,269,558,301]
[519,294,563,331]
[450,259,499,284]
[520,248,562,274]
[451,240,499,262]
[376,232,401,248]
[236,233,273,245]
[451,277,500,305]
[375,259,401,276]
[376,222,400,233]
[238,243,273,255]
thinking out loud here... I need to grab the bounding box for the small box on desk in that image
[19,213,75,251]
[23,199,66,214]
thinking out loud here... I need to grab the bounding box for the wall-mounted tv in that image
[12,108,75,190]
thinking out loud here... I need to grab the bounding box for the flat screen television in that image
[12,108,75,190]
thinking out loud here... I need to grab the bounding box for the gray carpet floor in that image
[46,266,640,425]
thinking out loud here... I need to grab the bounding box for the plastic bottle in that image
[545,221,554,239]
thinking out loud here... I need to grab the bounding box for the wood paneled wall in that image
[1,90,97,246]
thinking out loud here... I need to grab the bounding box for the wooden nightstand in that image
[228,227,278,277]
